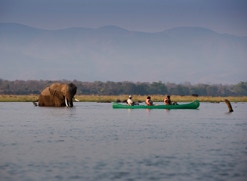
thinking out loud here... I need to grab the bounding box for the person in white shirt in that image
[127,95,134,106]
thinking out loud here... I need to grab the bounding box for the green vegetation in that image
[0,79,246,103]
[0,79,247,96]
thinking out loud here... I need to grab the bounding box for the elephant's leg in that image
[53,96,66,107]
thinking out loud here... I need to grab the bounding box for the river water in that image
[0,102,246,181]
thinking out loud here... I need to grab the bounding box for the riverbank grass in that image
[0,95,246,102]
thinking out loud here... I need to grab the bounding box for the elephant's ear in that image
[68,83,77,96]
[49,88,64,100]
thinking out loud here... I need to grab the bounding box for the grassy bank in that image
[0,94,247,102]
[0,95,38,102]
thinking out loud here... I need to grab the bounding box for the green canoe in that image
[112,100,200,109]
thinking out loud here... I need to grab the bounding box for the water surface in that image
[0,102,246,181]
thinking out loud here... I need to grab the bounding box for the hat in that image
[129,95,132,98]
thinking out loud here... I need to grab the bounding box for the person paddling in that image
[145,96,153,106]
[164,95,172,105]
[127,95,134,106]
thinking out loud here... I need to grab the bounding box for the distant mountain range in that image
[0,23,246,84]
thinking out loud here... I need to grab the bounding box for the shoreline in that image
[0,95,247,103]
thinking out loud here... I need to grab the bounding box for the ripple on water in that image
[0,102,247,181]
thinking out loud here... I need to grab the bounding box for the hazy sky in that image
[1,0,247,36]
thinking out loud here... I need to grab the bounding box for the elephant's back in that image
[40,87,50,96]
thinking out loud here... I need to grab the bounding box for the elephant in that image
[33,83,77,107]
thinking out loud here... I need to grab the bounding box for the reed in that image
[77,95,247,103]
[0,94,246,102]
[0,95,38,102]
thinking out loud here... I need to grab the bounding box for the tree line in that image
[0,79,246,96]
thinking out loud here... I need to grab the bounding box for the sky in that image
[0,0,246,84]
[0,0,247,36]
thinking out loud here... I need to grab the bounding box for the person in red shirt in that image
[164,95,172,105]
[145,96,153,106]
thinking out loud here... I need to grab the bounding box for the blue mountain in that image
[0,23,246,84]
